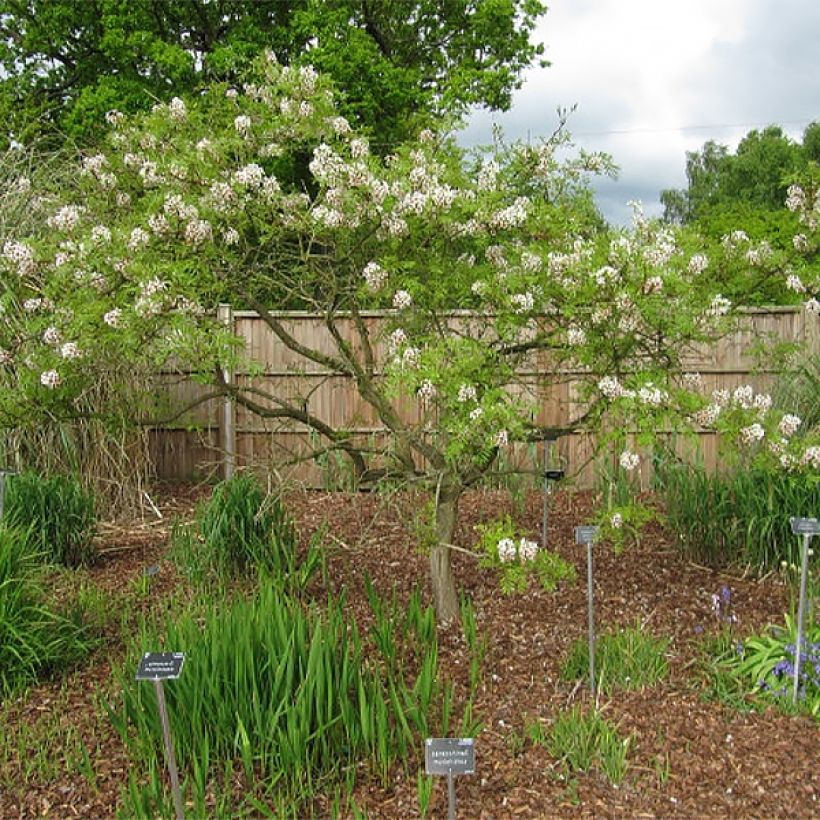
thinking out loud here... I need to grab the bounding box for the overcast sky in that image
[458,0,820,226]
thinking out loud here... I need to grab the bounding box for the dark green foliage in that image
[561,624,669,695]
[109,581,458,814]
[0,524,93,698]
[657,462,820,570]
[0,0,547,149]
[4,471,96,567]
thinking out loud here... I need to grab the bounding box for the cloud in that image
[458,0,820,225]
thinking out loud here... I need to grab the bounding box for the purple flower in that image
[720,585,731,604]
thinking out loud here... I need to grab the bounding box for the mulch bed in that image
[1,485,817,818]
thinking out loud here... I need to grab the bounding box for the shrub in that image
[4,471,96,567]
[109,581,454,815]
[0,525,93,697]
[561,624,669,695]
[173,473,304,583]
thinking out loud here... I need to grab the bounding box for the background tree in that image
[661,124,820,303]
[0,0,547,149]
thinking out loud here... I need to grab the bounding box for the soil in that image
[0,485,817,819]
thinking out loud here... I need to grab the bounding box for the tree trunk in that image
[430,477,462,626]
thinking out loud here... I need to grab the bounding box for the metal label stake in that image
[425,738,475,819]
[789,518,818,704]
[541,438,564,550]
[136,652,186,820]
[576,525,600,696]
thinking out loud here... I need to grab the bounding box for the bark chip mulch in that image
[0,486,817,818]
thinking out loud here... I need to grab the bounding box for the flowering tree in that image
[1,54,817,622]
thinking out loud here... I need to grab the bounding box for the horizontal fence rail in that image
[148,306,818,489]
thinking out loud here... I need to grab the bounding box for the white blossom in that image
[518,538,539,562]
[511,291,535,314]
[457,384,477,403]
[779,414,802,437]
[103,308,122,327]
[740,423,765,445]
[40,369,61,389]
[223,228,241,246]
[786,274,805,293]
[417,379,435,402]
[128,227,150,250]
[233,164,266,189]
[598,376,625,400]
[168,97,187,121]
[60,342,81,359]
[91,225,112,244]
[184,219,212,246]
[362,262,387,291]
[567,326,586,346]
[619,450,640,471]
[469,407,484,422]
[42,326,61,346]
[801,445,820,469]
[497,537,516,563]
[2,240,36,277]
[393,290,413,310]
[610,512,624,529]
[494,429,509,447]
[688,254,709,275]
[47,205,83,233]
[234,114,252,135]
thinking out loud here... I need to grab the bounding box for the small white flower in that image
[42,326,61,346]
[103,308,122,327]
[40,369,61,389]
[469,407,484,422]
[362,261,387,291]
[567,326,586,346]
[740,423,765,445]
[417,379,435,402]
[497,537,516,563]
[778,414,801,437]
[457,384,477,403]
[234,114,252,135]
[60,342,81,359]
[610,513,623,529]
[518,538,539,562]
[168,97,187,121]
[128,227,150,250]
[619,450,640,472]
[494,430,509,447]
[392,290,413,310]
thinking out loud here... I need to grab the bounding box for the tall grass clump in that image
[0,524,94,698]
[172,473,308,584]
[561,624,669,695]
[4,471,96,567]
[656,460,819,570]
[110,581,457,815]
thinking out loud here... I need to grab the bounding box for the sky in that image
[458,0,820,226]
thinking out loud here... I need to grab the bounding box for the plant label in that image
[543,469,565,481]
[144,564,160,576]
[790,517,820,536]
[425,738,475,776]
[135,652,185,681]
[575,525,599,545]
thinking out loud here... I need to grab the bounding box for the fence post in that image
[217,303,236,480]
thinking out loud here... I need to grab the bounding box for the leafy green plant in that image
[533,706,630,785]
[108,580,456,814]
[719,615,820,716]
[561,624,669,695]
[475,515,576,594]
[4,471,96,567]
[0,524,94,697]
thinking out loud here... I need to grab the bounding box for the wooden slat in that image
[149,308,811,487]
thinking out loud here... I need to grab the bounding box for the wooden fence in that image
[148,306,818,489]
